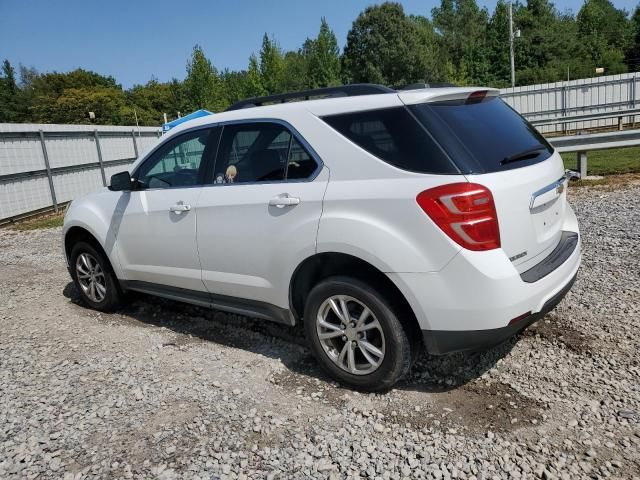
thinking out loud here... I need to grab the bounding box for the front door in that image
[115,127,218,291]
[196,121,328,310]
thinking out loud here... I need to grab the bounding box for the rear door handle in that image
[170,203,191,213]
[269,195,300,208]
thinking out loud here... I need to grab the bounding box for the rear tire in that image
[70,241,122,312]
[304,276,413,392]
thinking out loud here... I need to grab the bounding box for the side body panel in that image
[196,167,329,309]
[113,188,205,291]
[63,189,128,279]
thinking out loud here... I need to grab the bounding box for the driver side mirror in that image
[109,171,133,191]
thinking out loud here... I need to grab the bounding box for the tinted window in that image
[287,137,318,180]
[409,97,553,173]
[214,123,291,184]
[322,107,457,174]
[137,129,212,189]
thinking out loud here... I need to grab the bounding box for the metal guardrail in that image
[550,129,640,178]
[529,108,640,127]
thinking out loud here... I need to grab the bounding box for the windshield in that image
[409,96,554,174]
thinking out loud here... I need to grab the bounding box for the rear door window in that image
[214,123,291,184]
[322,107,458,174]
[286,137,318,180]
[409,96,554,173]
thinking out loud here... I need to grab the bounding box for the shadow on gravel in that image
[63,282,520,394]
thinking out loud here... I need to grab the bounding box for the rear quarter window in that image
[322,107,459,174]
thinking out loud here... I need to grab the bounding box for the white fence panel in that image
[0,176,52,219]
[0,124,161,222]
[501,72,640,133]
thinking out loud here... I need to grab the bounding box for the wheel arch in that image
[289,252,421,340]
[64,226,113,273]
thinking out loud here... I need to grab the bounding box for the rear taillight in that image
[416,183,501,251]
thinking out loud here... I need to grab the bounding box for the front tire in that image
[304,276,413,392]
[70,241,122,312]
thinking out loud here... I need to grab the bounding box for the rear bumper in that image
[387,205,581,353]
[421,271,577,355]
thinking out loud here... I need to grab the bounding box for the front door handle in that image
[170,203,191,213]
[269,195,300,208]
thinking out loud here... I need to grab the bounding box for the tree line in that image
[1,0,640,126]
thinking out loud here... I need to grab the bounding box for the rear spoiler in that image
[397,88,500,106]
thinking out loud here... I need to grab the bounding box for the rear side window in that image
[287,137,318,180]
[409,97,553,173]
[214,123,291,183]
[322,107,458,174]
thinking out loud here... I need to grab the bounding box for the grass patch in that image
[568,173,640,190]
[561,146,640,175]
[10,212,64,231]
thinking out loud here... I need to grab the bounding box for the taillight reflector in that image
[416,183,501,251]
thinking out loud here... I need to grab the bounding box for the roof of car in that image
[166,84,499,137]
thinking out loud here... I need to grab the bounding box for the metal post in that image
[632,75,637,128]
[561,85,568,134]
[509,2,515,89]
[131,129,139,158]
[94,130,107,186]
[38,130,58,213]
[576,151,587,179]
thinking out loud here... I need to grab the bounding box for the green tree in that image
[127,78,175,125]
[0,60,25,122]
[18,67,126,123]
[485,1,511,86]
[410,15,447,83]
[626,6,640,70]
[305,18,341,88]
[577,0,631,74]
[245,54,267,97]
[281,51,310,92]
[259,34,285,94]
[183,44,223,111]
[515,0,593,84]
[342,2,441,85]
[37,87,128,124]
[432,0,490,84]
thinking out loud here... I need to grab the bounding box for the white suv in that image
[63,84,581,391]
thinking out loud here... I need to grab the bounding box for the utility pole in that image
[509,2,515,88]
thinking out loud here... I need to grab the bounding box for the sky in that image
[1,0,638,88]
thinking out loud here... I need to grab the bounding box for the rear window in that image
[322,107,458,174]
[409,96,554,173]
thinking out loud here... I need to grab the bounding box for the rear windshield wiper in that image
[501,145,548,165]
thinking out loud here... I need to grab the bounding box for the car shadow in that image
[63,282,518,394]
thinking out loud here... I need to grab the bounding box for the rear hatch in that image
[402,90,567,271]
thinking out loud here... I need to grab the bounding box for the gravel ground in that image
[0,181,639,480]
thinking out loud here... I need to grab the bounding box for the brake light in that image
[416,183,501,251]
[466,90,488,104]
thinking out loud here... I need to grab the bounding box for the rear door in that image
[196,121,327,310]
[406,92,568,271]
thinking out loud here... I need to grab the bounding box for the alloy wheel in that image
[316,295,386,375]
[75,252,107,303]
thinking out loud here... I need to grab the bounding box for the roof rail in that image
[225,83,395,111]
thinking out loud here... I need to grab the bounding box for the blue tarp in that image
[162,109,213,132]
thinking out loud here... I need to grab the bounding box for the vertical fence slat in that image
[38,130,58,213]
[94,130,107,187]
[131,129,139,159]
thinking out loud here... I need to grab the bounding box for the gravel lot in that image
[1,181,639,479]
